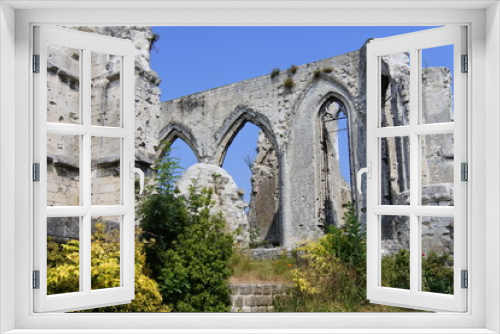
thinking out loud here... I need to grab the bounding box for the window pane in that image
[380,52,410,127]
[47,133,80,206]
[47,44,81,124]
[421,133,454,206]
[421,45,454,124]
[380,136,410,205]
[421,216,454,295]
[91,51,122,127]
[381,215,410,290]
[91,216,121,290]
[47,217,80,295]
[91,137,121,205]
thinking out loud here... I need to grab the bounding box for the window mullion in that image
[409,47,420,294]
[81,48,92,294]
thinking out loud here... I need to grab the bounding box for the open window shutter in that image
[33,26,136,312]
[365,26,467,312]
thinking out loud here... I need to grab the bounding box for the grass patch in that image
[229,251,295,284]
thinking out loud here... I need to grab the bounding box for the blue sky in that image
[150,26,452,202]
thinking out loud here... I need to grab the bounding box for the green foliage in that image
[380,249,454,295]
[248,227,273,249]
[322,67,334,73]
[326,204,366,271]
[158,184,234,312]
[381,249,410,290]
[283,77,295,90]
[139,147,234,312]
[287,64,298,75]
[138,147,189,280]
[422,252,454,294]
[313,69,321,78]
[276,204,416,312]
[47,239,80,295]
[276,204,369,311]
[270,67,280,79]
[46,224,170,312]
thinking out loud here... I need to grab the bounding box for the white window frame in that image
[0,1,499,333]
[365,26,468,312]
[33,25,136,313]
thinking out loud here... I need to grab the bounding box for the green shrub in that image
[138,147,190,280]
[422,252,454,294]
[158,185,234,312]
[322,67,333,73]
[381,249,454,295]
[276,204,369,312]
[381,249,410,289]
[46,224,170,312]
[139,147,234,312]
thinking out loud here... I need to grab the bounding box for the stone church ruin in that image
[46,26,454,257]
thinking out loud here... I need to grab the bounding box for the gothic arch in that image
[214,105,279,166]
[158,122,201,162]
[316,96,353,228]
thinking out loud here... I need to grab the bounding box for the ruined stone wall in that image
[229,283,289,312]
[47,26,162,239]
[379,58,455,256]
[176,163,250,246]
[248,132,280,245]
[46,27,455,253]
[160,49,369,246]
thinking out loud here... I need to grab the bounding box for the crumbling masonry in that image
[47,27,454,256]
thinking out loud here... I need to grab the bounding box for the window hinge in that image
[33,163,40,182]
[461,54,468,73]
[461,270,468,289]
[33,54,40,73]
[33,270,40,289]
[461,162,468,181]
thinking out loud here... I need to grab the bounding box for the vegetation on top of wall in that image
[283,77,296,91]
[287,65,298,75]
[270,68,281,79]
[150,32,160,52]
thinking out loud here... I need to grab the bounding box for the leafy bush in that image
[138,151,190,281]
[276,204,369,311]
[139,147,234,312]
[381,249,453,295]
[422,252,454,294]
[381,249,410,290]
[47,223,170,312]
[158,185,234,312]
